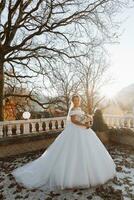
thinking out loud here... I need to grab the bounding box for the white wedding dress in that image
[11,107,116,192]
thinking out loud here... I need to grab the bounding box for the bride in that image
[11,94,116,192]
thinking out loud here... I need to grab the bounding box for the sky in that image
[100,6,134,98]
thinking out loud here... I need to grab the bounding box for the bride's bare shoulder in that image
[71,107,80,111]
[71,107,75,111]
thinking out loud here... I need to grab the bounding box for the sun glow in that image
[104,91,115,99]
[100,87,117,100]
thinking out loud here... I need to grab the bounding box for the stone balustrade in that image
[0,117,66,138]
[0,114,134,138]
[103,114,134,129]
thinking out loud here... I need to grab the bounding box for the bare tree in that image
[0,0,130,120]
[47,62,81,113]
[75,51,111,114]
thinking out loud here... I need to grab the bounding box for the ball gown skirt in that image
[11,121,116,192]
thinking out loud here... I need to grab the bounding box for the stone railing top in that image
[0,114,134,125]
[104,114,134,119]
[0,116,67,125]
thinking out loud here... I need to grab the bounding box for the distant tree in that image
[75,51,111,114]
[47,62,80,113]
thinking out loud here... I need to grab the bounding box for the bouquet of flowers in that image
[81,113,93,126]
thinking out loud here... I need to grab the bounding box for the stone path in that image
[0,144,134,200]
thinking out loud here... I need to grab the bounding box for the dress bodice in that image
[69,107,85,122]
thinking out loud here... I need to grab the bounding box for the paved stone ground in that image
[0,144,134,200]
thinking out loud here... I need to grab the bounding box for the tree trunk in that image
[0,60,4,121]
[86,90,92,114]
[87,97,92,114]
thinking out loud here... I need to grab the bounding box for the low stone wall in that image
[108,128,134,148]
[96,128,134,148]
[0,128,134,159]
[0,129,109,159]
[0,130,62,159]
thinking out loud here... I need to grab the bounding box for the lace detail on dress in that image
[69,107,84,116]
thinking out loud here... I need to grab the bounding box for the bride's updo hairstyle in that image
[71,94,81,103]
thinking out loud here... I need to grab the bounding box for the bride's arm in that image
[71,115,88,128]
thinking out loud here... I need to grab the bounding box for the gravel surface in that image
[0,144,134,200]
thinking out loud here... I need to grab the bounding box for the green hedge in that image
[92,109,108,132]
[108,127,134,135]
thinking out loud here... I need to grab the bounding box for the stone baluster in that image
[16,123,21,135]
[23,121,30,134]
[130,119,134,128]
[58,120,62,129]
[114,117,117,128]
[119,117,121,128]
[63,119,66,128]
[0,125,3,137]
[7,124,12,136]
[124,119,128,128]
[50,120,55,130]
[121,118,124,128]
[114,117,118,127]
[114,117,116,127]
[128,118,131,129]
[126,119,129,128]
[31,122,36,133]
[38,121,43,132]
[45,121,50,131]
[116,118,120,128]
